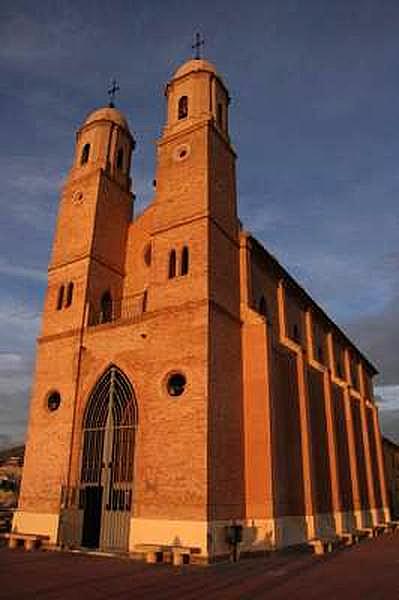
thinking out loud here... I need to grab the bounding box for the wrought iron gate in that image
[76,366,137,552]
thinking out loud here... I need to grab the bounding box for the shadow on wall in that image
[244,523,274,553]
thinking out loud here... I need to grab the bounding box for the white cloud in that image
[0,258,46,283]
[241,199,286,233]
[9,172,62,195]
[0,352,24,370]
[1,157,61,231]
[0,296,41,352]
[0,351,32,395]
[0,10,94,66]
[375,385,399,412]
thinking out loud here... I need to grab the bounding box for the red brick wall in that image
[367,406,383,508]
[208,307,244,521]
[351,400,370,510]
[271,347,305,517]
[307,367,333,514]
[331,385,353,512]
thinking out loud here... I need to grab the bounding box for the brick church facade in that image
[14,57,390,560]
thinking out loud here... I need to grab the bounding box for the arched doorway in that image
[79,366,137,551]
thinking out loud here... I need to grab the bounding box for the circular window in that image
[144,243,152,266]
[166,373,186,397]
[47,391,61,412]
[173,144,191,162]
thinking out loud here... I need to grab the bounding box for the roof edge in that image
[247,233,378,376]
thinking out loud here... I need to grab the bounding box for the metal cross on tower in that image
[192,32,205,59]
[108,79,120,107]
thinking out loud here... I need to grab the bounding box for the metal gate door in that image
[80,366,137,552]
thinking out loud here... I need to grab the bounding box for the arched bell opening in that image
[100,291,113,324]
[79,365,138,551]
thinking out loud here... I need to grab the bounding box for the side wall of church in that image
[241,233,390,548]
[271,346,305,519]
[307,367,333,516]
[331,385,354,513]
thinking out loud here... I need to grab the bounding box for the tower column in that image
[277,281,317,540]
[356,359,378,525]
[372,405,391,522]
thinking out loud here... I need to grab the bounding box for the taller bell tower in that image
[150,56,245,532]
[151,58,240,318]
[155,58,237,232]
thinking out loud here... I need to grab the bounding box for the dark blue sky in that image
[1,0,399,447]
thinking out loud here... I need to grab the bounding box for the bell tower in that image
[154,58,237,233]
[151,58,240,318]
[42,106,135,337]
[150,55,245,531]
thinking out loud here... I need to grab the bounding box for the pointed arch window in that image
[100,291,113,323]
[81,365,138,488]
[142,289,148,313]
[56,285,65,311]
[116,148,124,170]
[217,103,223,128]
[317,345,324,363]
[65,282,74,308]
[350,359,359,389]
[181,246,189,276]
[168,250,177,279]
[178,96,188,120]
[259,295,268,318]
[81,143,90,165]
[293,324,301,343]
[336,360,343,379]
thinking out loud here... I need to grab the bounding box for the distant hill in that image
[0,445,25,467]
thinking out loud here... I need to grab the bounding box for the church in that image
[14,54,390,562]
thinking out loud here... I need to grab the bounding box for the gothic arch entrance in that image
[79,366,137,551]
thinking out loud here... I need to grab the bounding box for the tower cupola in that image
[164,57,230,139]
[72,105,135,192]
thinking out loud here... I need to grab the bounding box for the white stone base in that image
[13,508,389,560]
[354,509,373,529]
[382,506,391,522]
[237,518,275,553]
[129,513,342,559]
[130,517,276,559]
[313,512,336,538]
[210,518,275,557]
[58,508,83,547]
[374,506,391,524]
[274,515,308,547]
[129,517,208,557]
[370,507,382,525]
[12,511,59,545]
[335,511,357,533]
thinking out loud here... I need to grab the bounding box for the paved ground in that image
[1,534,399,599]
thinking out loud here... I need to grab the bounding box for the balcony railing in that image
[87,291,147,327]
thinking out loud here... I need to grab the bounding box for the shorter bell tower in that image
[42,105,135,338]
[16,102,136,530]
